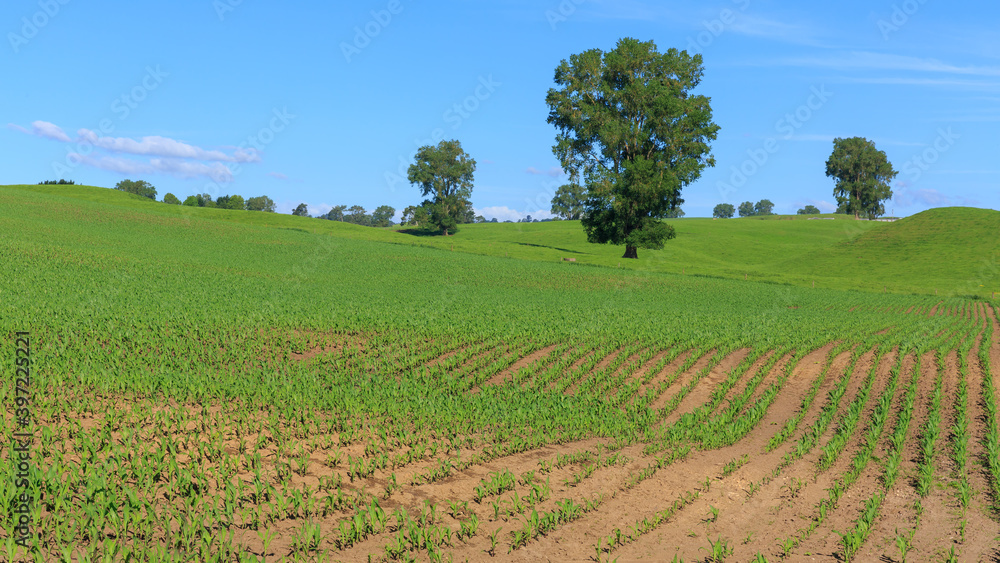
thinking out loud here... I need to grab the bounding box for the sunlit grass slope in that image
[5,184,998,297]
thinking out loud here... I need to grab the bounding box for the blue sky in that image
[4,0,998,219]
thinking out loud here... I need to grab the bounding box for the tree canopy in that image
[407,139,475,236]
[162,193,181,205]
[713,203,735,219]
[292,203,309,217]
[797,205,821,215]
[115,179,157,200]
[738,201,755,217]
[246,195,276,212]
[546,37,719,258]
[550,183,585,220]
[825,137,897,220]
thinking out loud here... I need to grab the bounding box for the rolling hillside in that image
[4,184,998,297]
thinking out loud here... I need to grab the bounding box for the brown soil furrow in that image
[910,350,962,560]
[708,349,777,418]
[564,345,630,396]
[520,346,829,561]
[544,349,596,393]
[613,348,876,562]
[725,347,878,559]
[660,348,751,425]
[790,349,907,560]
[991,304,1000,394]
[929,300,944,317]
[533,351,819,562]
[647,350,716,412]
[738,352,792,416]
[853,351,933,561]
[635,349,693,399]
[331,437,623,562]
[629,347,673,383]
[481,343,561,387]
[949,334,1000,561]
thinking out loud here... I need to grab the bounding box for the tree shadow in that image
[397,227,445,237]
[515,242,586,255]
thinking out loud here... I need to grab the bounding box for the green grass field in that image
[0,183,998,561]
[8,184,998,297]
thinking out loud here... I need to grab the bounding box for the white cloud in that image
[8,120,73,142]
[76,129,259,162]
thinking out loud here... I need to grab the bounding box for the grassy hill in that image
[5,183,998,297]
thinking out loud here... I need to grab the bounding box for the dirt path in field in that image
[709,349,777,417]
[481,343,561,387]
[526,346,816,562]
[605,345,862,562]
[720,347,877,560]
[790,349,904,559]
[853,351,932,561]
[648,350,716,412]
[951,332,1000,561]
[635,349,694,399]
[909,350,962,560]
[659,348,751,425]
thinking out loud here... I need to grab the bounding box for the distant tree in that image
[196,193,216,208]
[407,139,476,235]
[550,183,585,220]
[38,179,75,185]
[826,137,897,220]
[459,200,476,224]
[182,195,199,206]
[371,205,395,227]
[490,218,498,223]
[216,194,245,210]
[246,195,276,212]
[797,205,821,215]
[292,203,309,217]
[325,205,347,221]
[345,205,369,225]
[114,179,157,200]
[662,208,685,219]
[713,203,735,218]
[738,201,755,217]
[474,215,486,223]
[754,199,775,216]
[162,193,181,205]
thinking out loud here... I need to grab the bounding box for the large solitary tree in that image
[546,37,719,258]
[407,140,475,236]
[825,137,897,220]
[713,203,735,218]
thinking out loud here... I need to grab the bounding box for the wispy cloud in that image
[9,119,260,182]
[76,129,259,163]
[268,172,289,180]
[7,120,72,142]
[526,166,564,177]
[776,51,1000,76]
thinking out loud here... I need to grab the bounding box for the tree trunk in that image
[623,246,638,259]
